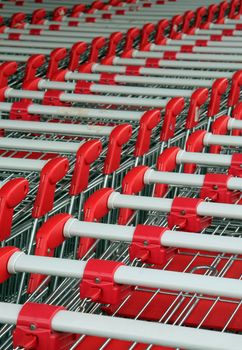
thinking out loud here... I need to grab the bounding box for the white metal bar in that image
[228,119,242,130]
[0,156,46,172]
[204,133,242,147]
[176,150,232,167]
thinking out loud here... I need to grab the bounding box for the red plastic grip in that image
[155,19,169,44]
[182,11,195,33]
[134,109,161,157]
[0,246,20,283]
[10,100,40,121]
[232,102,242,136]
[103,124,132,175]
[0,61,18,88]
[208,78,228,117]
[27,213,71,294]
[13,303,76,350]
[99,73,117,85]
[31,9,46,24]
[52,6,67,21]
[129,225,171,265]
[69,42,88,71]
[161,97,185,141]
[32,157,69,218]
[210,116,229,153]
[170,15,183,39]
[140,23,155,50]
[167,197,212,232]
[10,12,25,27]
[186,88,209,129]
[184,130,206,173]
[89,37,106,63]
[228,70,242,107]
[229,153,242,177]
[123,27,140,52]
[154,147,180,197]
[80,259,129,304]
[46,48,67,79]
[42,90,68,107]
[70,140,102,196]
[105,32,123,58]
[74,81,92,94]
[0,178,28,241]
[200,173,239,203]
[23,54,45,84]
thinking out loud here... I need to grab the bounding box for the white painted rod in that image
[64,218,242,254]
[0,302,241,350]
[107,192,242,219]
[0,120,113,137]
[144,169,242,191]
[0,156,46,172]
[204,133,242,147]
[6,252,242,299]
[228,119,242,130]
[0,137,80,154]
[176,150,232,167]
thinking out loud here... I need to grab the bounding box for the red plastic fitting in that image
[123,27,140,53]
[13,303,76,350]
[154,147,180,197]
[105,32,123,59]
[210,116,229,153]
[27,213,72,294]
[31,9,46,24]
[118,166,148,225]
[134,109,161,157]
[160,97,185,141]
[89,37,106,63]
[129,225,172,265]
[208,78,228,117]
[103,124,132,175]
[170,15,183,39]
[185,88,209,129]
[42,90,69,107]
[69,42,88,71]
[228,71,242,107]
[155,19,169,45]
[229,0,240,19]
[0,247,20,283]
[10,100,40,121]
[70,140,102,196]
[200,173,239,203]
[0,178,29,241]
[216,1,229,23]
[201,4,219,28]
[10,12,25,27]
[52,6,67,21]
[167,197,212,232]
[125,65,141,76]
[99,73,117,85]
[0,61,18,88]
[232,102,242,136]
[184,130,206,173]
[74,81,92,94]
[182,11,195,33]
[163,51,177,60]
[229,153,242,177]
[80,259,130,304]
[145,58,160,68]
[46,48,67,80]
[139,23,156,50]
[32,157,69,218]
[193,7,207,30]
[23,54,45,85]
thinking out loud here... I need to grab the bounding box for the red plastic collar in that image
[129,225,171,265]
[208,78,228,117]
[42,91,68,107]
[31,9,46,24]
[184,130,206,173]
[69,42,88,71]
[168,197,212,232]
[46,48,67,80]
[210,116,229,153]
[161,97,185,141]
[74,81,92,94]
[10,100,40,121]
[99,73,117,85]
[228,71,242,107]
[13,303,75,350]
[23,54,45,84]
[80,259,129,304]
[0,246,20,283]
[186,88,209,129]
[123,27,140,52]
[0,61,18,88]
[229,153,242,177]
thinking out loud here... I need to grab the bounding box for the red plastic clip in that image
[0,178,29,241]
[42,90,69,107]
[118,166,148,225]
[0,247,20,283]
[70,140,102,196]
[163,51,177,60]
[208,78,228,117]
[8,33,21,40]
[10,100,40,121]
[229,153,242,177]
[186,88,209,129]
[145,58,160,68]
[154,147,180,197]
[74,81,92,94]
[78,188,114,258]
[134,109,161,157]
[125,65,141,76]
[99,73,117,85]
[32,157,69,218]
[228,71,242,107]
[0,61,18,88]
[180,45,193,53]
[129,225,172,265]
[160,97,185,142]
[155,19,169,44]
[200,173,239,203]
[210,116,229,153]
[80,259,130,304]
[167,197,212,232]
[229,0,240,19]
[103,124,132,175]
[31,9,46,24]
[27,213,72,294]
[13,303,76,350]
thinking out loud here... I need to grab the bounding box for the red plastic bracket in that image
[129,225,172,265]
[0,247,20,283]
[160,97,185,141]
[31,9,46,24]
[23,54,45,84]
[99,73,117,85]
[123,27,140,52]
[139,23,156,50]
[134,109,161,157]
[210,116,229,153]
[118,166,148,225]
[10,12,25,27]
[229,153,242,177]
[89,37,106,63]
[167,197,212,232]
[184,130,206,173]
[155,19,169,44]
[104,124,132,174]
[10,100,40,121]
[27,213,72,294]
[208,78,228,117]
[170,15,183,39]
[145,58,160,68]
[70,140,102,196]
[200,173,239,203]
[125,65,141,76]
[186,88,209,129]
[13,303,76,350]
[74,81,92,94]
[32,157,69,218]
[154,147,180,197]
[46,48,67,80]
[163,51,177,60]
[105,32,123,59]
[42,90,69,107]
[0,61,18,88]
[69,42,88,71]
[228,70,242,107]
[80,259,129,304]
[0,179,29,241]
[216,1,229,23]
[52,6,67,21]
